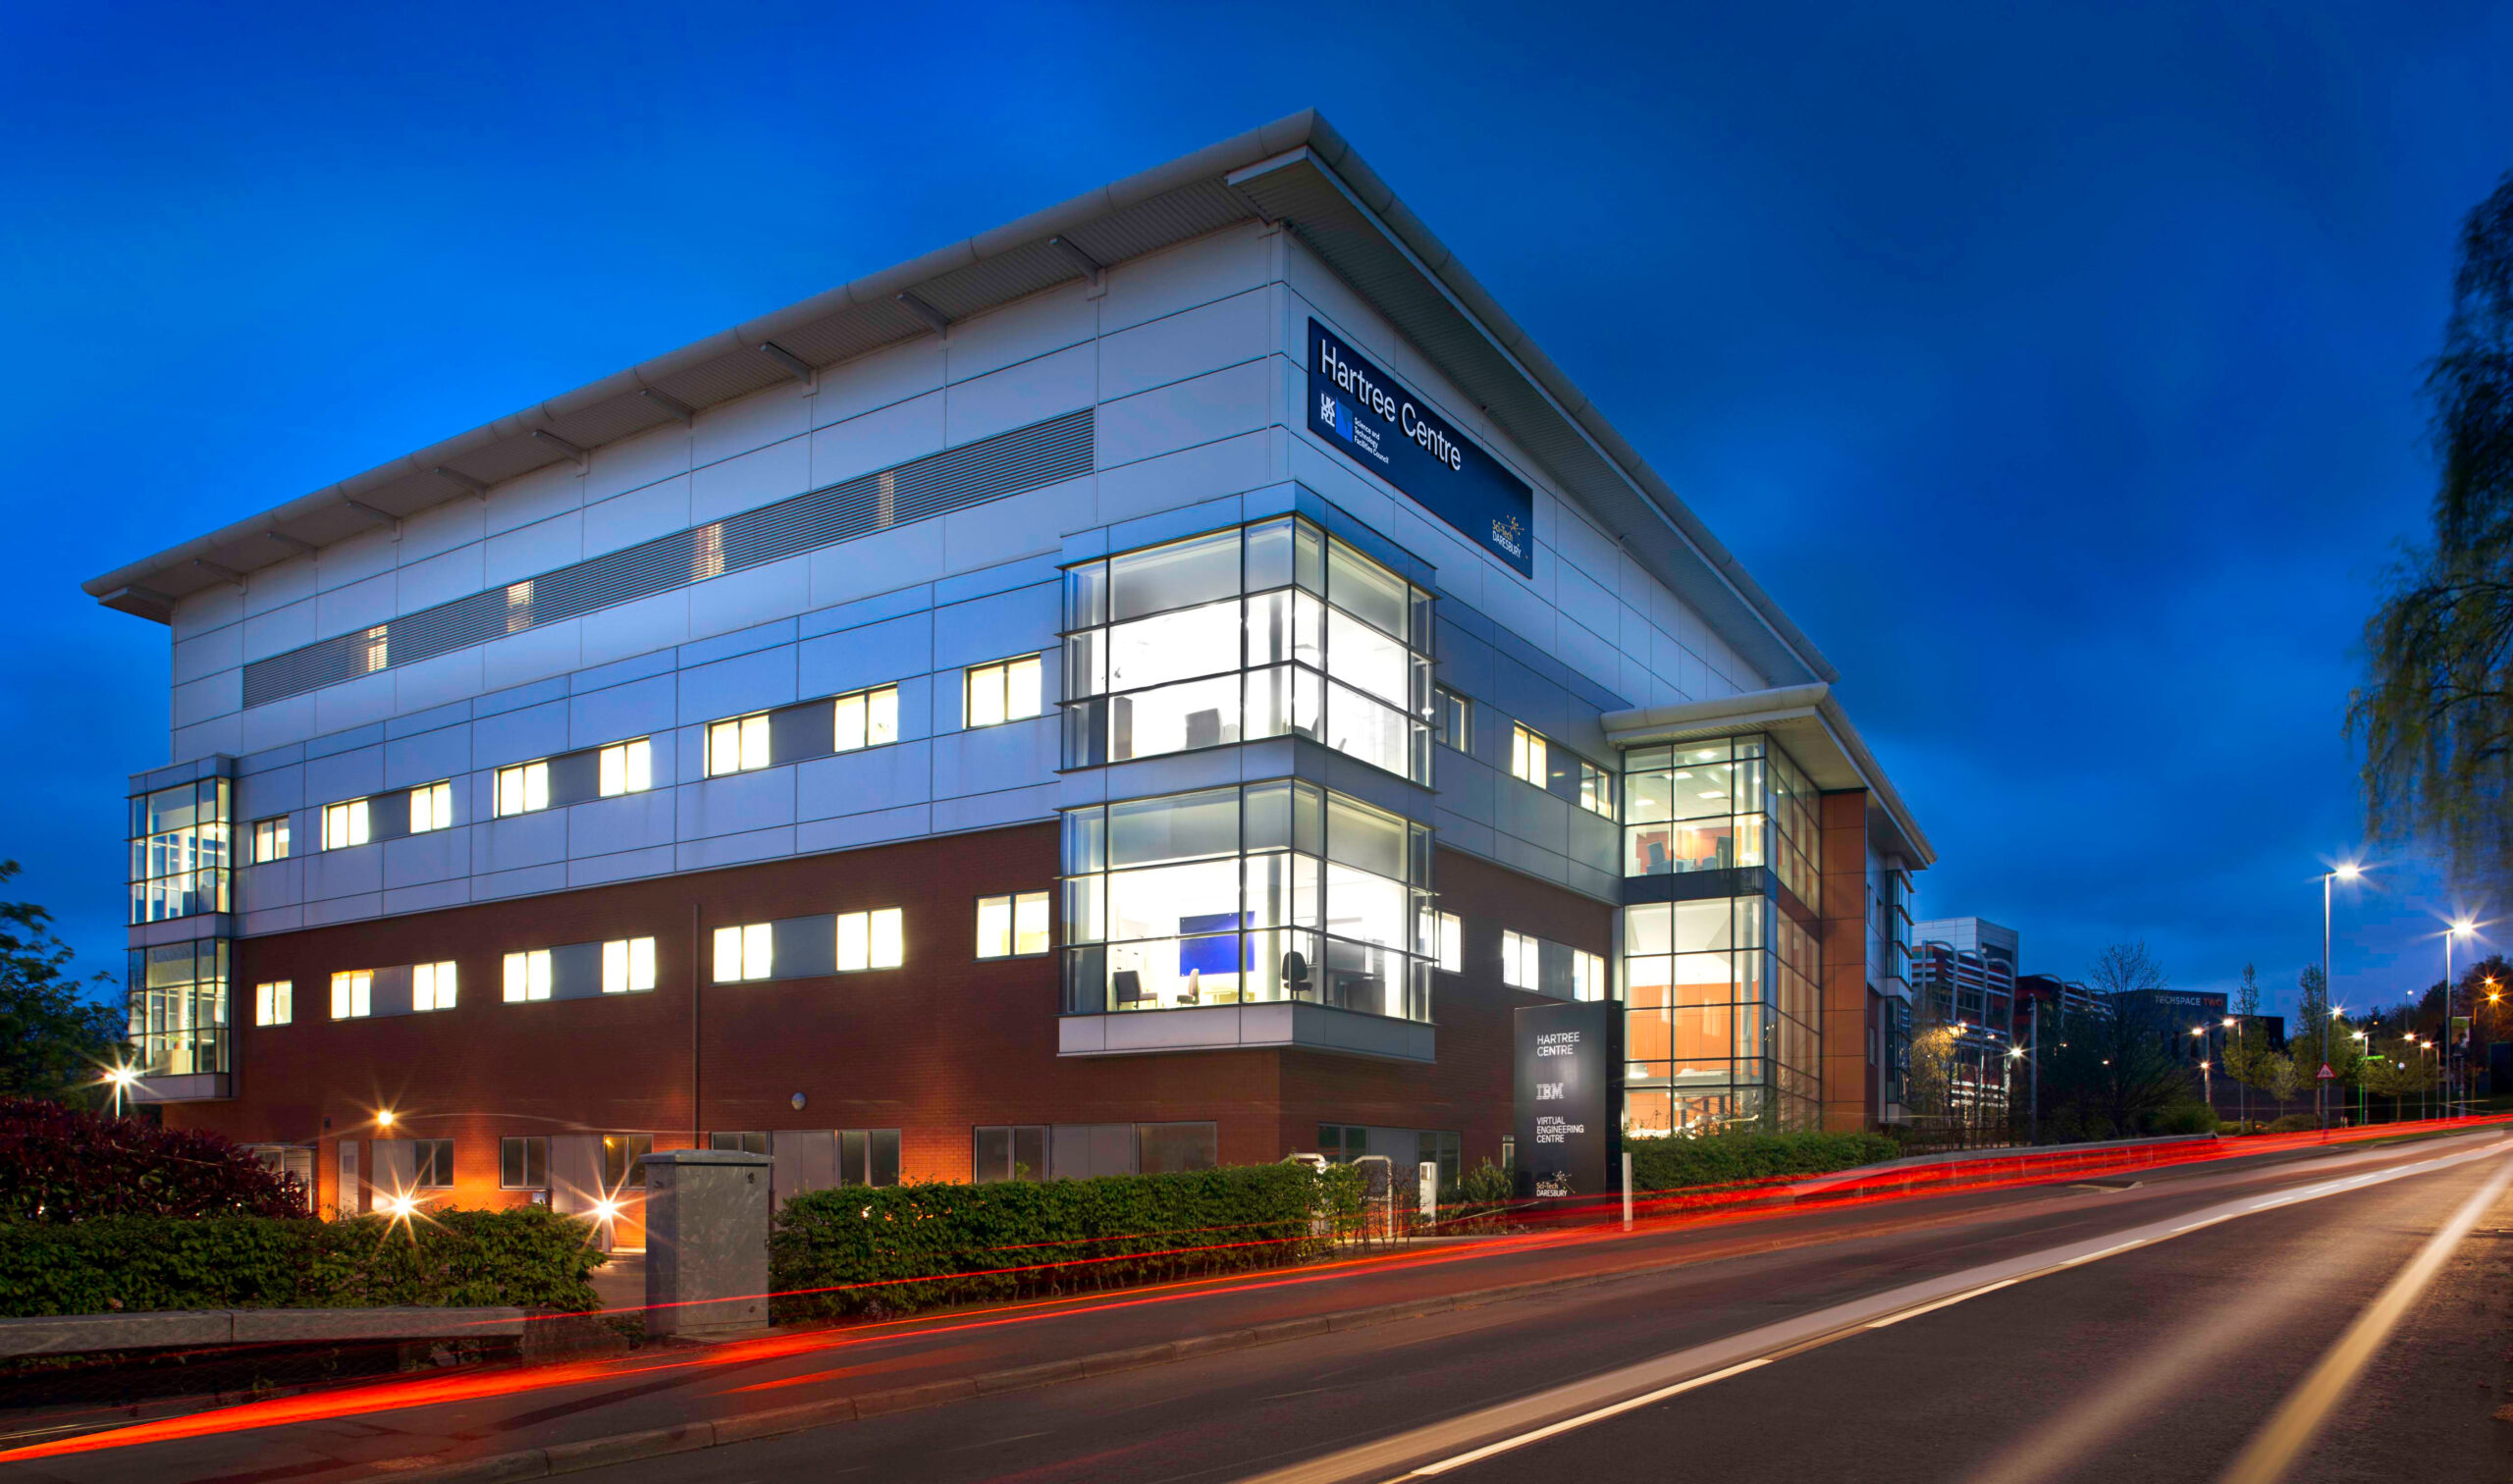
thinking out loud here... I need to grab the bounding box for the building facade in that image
[90,113,1931,1220]
[1910,916,2017,1126]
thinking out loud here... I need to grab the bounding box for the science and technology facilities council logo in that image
[1489,513,1524,560]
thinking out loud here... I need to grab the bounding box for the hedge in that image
[0,1098,302,1222]
[0,1207,605,1318]
[770,1163,1348,1322]
[1628,1130,1899,1193]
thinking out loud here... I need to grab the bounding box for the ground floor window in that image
[502,1136,549,1190]
[412,1139,454,1189]
[974,1122,1218,1182]
[974,1125,1048,1184]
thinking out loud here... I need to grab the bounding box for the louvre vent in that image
[242,408,1094,709]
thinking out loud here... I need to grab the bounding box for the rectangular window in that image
[412,960,457,1012]
[973,1125,1049,1184]
[713,923,773,982]
[1510,726,1548,788]
[250,817,291,864]
[1573,949,1608,1002]
[706,715,771,776]
[1502,930,1539,990]
[330,970,372,1020]
[835,908,905,972]
[408,781,453,833]
[254,980,292,1027]
[322,799,370,850]
[500,1136,549,1190]
[1578,760,1615,820]
[494,762,549,818]
[1437,912,1463,974]
[598,739,653,796]
[967,657,1043,728]
[1434,688,1469,752]
[601,937,658,994]
[412,1139,454,1189]
[503,950,552,1002]
[832,686,901,752]
[128,777,232,926]
[710,1131,771,1155]
[976,892,1051,959]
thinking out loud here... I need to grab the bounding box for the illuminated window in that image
[966,657,1043,728]
[599,738,654,796]
[412,960,457,1012]
[330,970,372,1020]
[1578,760,1615,820]
[494,762,549,818]
[1502,930,1539,990]
[322,799,369,850]
[1573,949,1608,1001]
[250,817,291,864]
[1434,688,1470,752]
[713,923,774,982]
[603,937,657,994]
[833,686,901,752]
[254,980,292,1027]
[1510,726,1548,788]
[707,715,771,777]
[502,950,552,1003]
[836,908,905,972]
[977,892,1051,959]
[1437,912,1463,974]
[412,1139,454,1189]
[408,781,453,833]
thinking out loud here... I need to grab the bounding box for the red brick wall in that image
[1818,791,1875,1132]
[174,828,1607,1208]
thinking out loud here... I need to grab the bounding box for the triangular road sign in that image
[2316,1063,2336,1080]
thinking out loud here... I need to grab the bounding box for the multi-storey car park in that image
[90,111,1934,1232]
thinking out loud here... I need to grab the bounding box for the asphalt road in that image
[13,1130,2510,1484]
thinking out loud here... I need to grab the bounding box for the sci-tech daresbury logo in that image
[1306,320,1534,578]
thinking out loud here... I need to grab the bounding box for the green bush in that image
[2150,1102,2221,1136]
[1628,1130,1899,1192]
[2266,1113,2322,1134]
[0,1207,604,1318]
[770,1163,1334,1322]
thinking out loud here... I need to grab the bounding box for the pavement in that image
[6,1128,2510,1484]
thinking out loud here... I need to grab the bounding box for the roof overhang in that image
[1602,683,1935,868]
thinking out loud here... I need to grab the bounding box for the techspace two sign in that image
[1307,320,1534,578]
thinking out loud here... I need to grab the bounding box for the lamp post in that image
[103,1065,135,1120]
[2226,1017,2244,1132]
[2191,1026,2210,1115]
[2352,1029,2369,1126]
[2322,864,2362,1129]
[2445,920,2477,1122]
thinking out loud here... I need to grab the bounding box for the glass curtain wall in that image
[1060,518,1434,783]
[1061,781,1435,1022]
[130,777,231,925]
[128,938,228,1078]
[1621,734,1825,1134]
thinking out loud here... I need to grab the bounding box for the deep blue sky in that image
[5,3,2508,1026]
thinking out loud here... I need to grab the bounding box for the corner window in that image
[1510,726,1548,788]
[412,960,457,1012]
[412,1139,454,1189]
[836,908,905,972]
[1436,912,1463,974]
[323,799,370,851]
[494,762,549,818]
[250,816,291,864]
[833,686,901,752]
[603,937,658,994]
[501,1136,549,1190]
[1502,930,1539,989]
[967,658,1043,727]
[713,923,774,982]
[1434,687,1470,752]
[254,980,293,1027]
[977,892,1051,959]
[599,738,654,795]
[408,781,453,833]
[503,949,553,1002]
[706,714,771,776]
[128,777,231,925]
[331,970,373,1020]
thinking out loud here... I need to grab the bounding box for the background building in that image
[91,113,1931,1221]
[1909,916,2017,1126]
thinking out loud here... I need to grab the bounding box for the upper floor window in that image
[128,777,230,925]
[495,762,549,818]
[1434,912,1463,974]
[707,714,771,776]
[331,970,373,1020]
[967,658,1043,728]
[1510,725,1548,788]
[1503,929,1610,1001]
[603,936,658,994]
[503,949,553,1002]
[1621,735,1821,911]
[1577,760,1615,820]
[254,980,293,1027]
[408,781,453,833]
[599,739,654,795]
[1433,688,1470,752]
[412,960,457,1012]
[977,892,1050,959]
[1059,517,1433,783]
[713,923,774,982]
[323,799,370,850]
[833,686,900,753]
[836,909,905,972]
[1502,930,1539,989]
[249,816,291,864]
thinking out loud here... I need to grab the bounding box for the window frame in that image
[603,936,658,995]
[832,686,901,753]
[712,923,774,982]
[598,738,654,796]
[408,781,454,833]
[503,949,554,1003]
[705,714,772,777]
[1436,912,1463,974]
[835,908,905,973]
[322,799,370,851]
[500,1135,549,1191]
[1510,725,1549,789]
[976,891,1052,959]
[249,816,291,864]
[966,656,1044,729]
[331,970,373,1020]
[411,1138,455,1190]
[1433,687,1470,753]
[254,979,293,1027]
[412,960,457,1012]
[494,761,550,818]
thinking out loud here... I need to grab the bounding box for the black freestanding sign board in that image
[1514,1000,1613,1198]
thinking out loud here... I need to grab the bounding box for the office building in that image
[89,113,1933,1221]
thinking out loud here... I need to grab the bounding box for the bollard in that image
[1418,1161,1439,1225]
[638,1148,772,1340]
[1622,1151,1633,1231]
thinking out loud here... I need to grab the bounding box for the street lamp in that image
[2191,1026,2211,1115]
[2445,919,2478,1121]
[2225,1017,2244,1131]
[2322,863,2364,1130]
[101,1064,137,1120]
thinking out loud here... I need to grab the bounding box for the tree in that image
[2353,171,2513,885]
[2227,963,2276,1092]
[2034,943,2184,1139]
[0,864,125,1105]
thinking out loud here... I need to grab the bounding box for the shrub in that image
[0,1207,604,1318]
[770,1163,1331,1322]
[2266,1113,2322,1133]
[0,1098,302,1222]
[1628,1130,1899,1193]
[1455,1158,1514,1205]
[2150,1101,2221,1136]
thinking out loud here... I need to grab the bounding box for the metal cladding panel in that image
[1066,180,1252,264]
[649,353,802,409]
[546,398,680,450]
[914,241,1083,321]
[769,302,931,367]
[241,407,1095,710]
